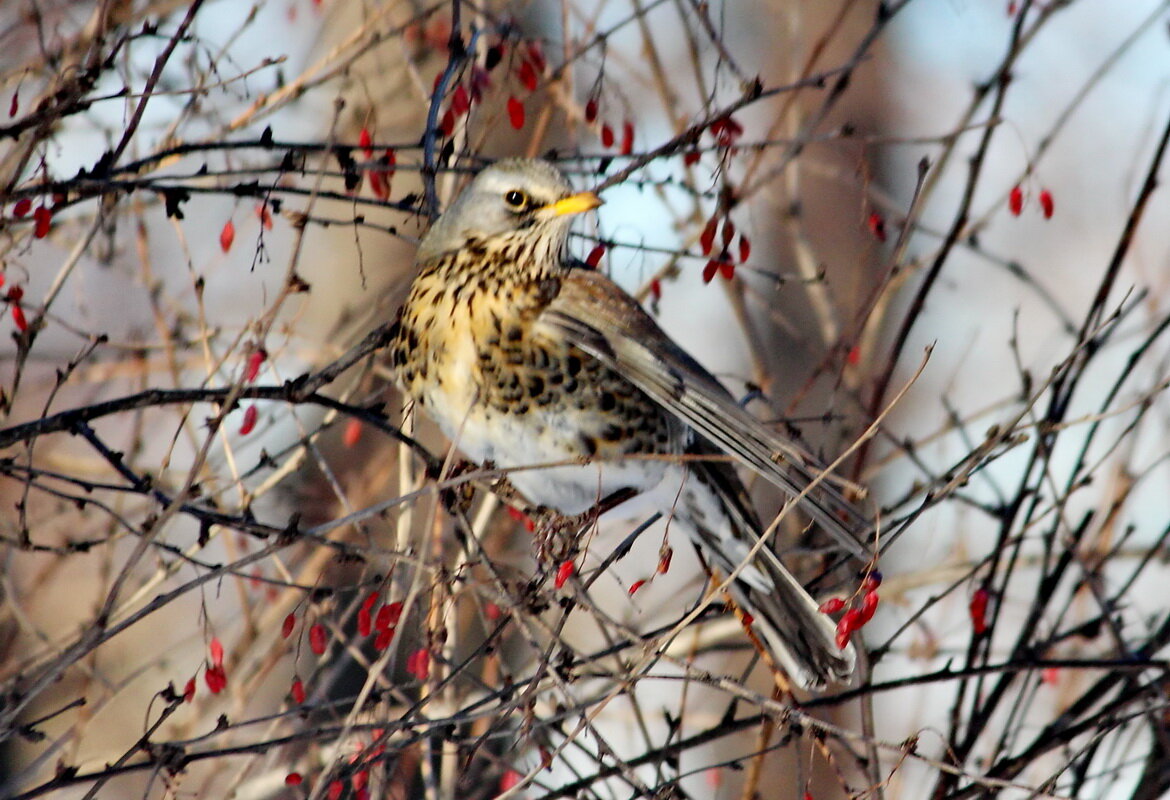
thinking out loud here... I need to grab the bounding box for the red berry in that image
[219,219,235,252]
[407,648,430,680]
[585,98,598,123]
[555,560,574,589]
[710,115,744,146]
[970,587,990,634]
[238,404,258,435]
[368,170,386,200]
[33,205,51,238]
[867,211,887,242]
[244,347,266,382]
[8,89,17,118]
[620,121,634,155]
[256,203,273,229]
[282,612,296,639]
[600,124,614,148]
[291,678,306,703]
[376,601,404,629]
[702,260,719,284]
[369,166,391,200]
[205,664,227,693]
[499,770,522,791]
[507,96,525,129]
[12,198,31,218]
[699,216,719,255]
[374,629,393,651]
[1009,185,1024,216]
[818,597,845,615]
[1039,189,1054,219]
[358,607,372,637]
[737,234,751,262]
[835,609,862,650]
[439,108,455,138]
[209,637,224,668]
[11,304,27,332]
[452,85,470,116]
[683,150,700,166]
[718,261,735,280]
[858,590,879,624]
[359,126,373,156]
[285,773,303,786]
[352,770,369,793]
[309,622,328,655]
[328,781,344,800]
[183,677,196,703]
[343,418,363,447]
[585,244,605,268]
[628,579,646,595]
[518,60,538,91]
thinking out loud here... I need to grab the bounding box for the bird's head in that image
[417,159,602,264]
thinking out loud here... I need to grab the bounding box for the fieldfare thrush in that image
[391,159,872,690]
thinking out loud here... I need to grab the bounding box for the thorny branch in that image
[3,2,1170,799]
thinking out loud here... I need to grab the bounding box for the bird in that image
[390,158,872,690]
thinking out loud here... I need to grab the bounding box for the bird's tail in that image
[682,460,856,691]
[726,550,855,691]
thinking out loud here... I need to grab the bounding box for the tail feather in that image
[729,550,855,691]
[680,457,857,691]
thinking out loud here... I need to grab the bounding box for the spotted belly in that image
[396,308,681,512]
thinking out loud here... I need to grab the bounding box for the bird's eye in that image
[504,189,528,209]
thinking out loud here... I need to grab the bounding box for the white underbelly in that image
[425,387,667,514]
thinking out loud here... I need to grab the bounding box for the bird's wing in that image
[537,267,871,559]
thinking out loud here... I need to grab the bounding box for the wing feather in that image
[539,268,871,558]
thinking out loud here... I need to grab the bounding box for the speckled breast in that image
[391,258,682,510]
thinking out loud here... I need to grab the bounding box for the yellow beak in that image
[544,191,604,217]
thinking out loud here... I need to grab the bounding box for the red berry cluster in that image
[503,40,548,130]
[625,545,675,597]
[236,344,267,435]
[355,127,397,200]
[505,505,536,532]
[698,213,751,283]
[1008,184,1055,219]
[581,87,635,156]
[10,196,54,238]
[355,592,404,652]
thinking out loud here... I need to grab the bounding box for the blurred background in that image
[2,1,1170,798]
